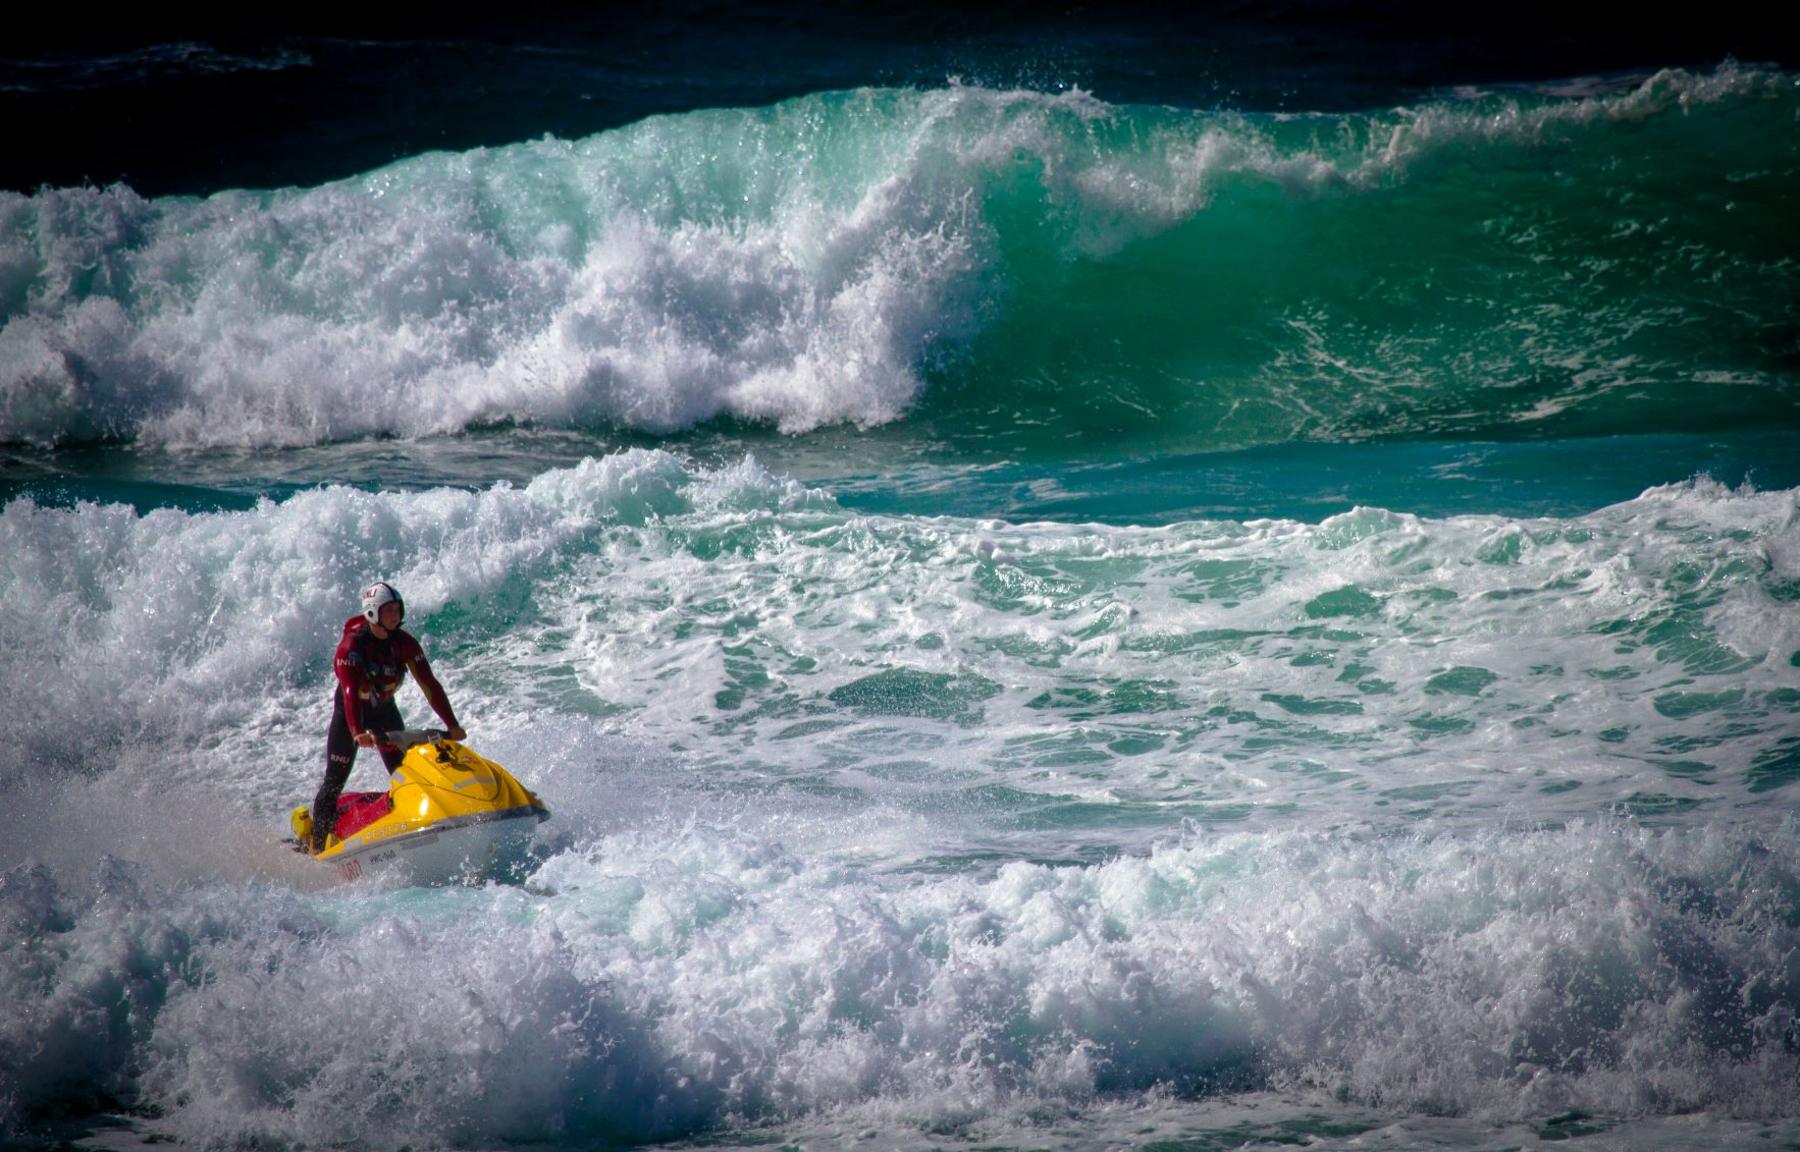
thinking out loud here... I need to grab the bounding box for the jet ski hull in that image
[296,733,549,885]
[328,804,545,884]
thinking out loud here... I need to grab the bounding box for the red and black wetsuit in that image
[310,615,461,849]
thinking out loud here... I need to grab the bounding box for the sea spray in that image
[2,458,1794,842]
[4,817,1796,1144]
[2,67,1794,454]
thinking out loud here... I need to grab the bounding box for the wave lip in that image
[2,65,1793,452]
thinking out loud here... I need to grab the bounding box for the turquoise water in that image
[4,71,1796,457]
[2,65,1798,1151]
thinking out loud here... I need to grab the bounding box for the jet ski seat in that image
[331,791,395,842]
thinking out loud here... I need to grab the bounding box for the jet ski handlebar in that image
[380,728,452,749]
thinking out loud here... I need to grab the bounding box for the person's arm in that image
[407,645,465,740]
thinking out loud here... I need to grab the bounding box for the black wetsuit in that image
[311,692,407,849]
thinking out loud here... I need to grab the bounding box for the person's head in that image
[361,581,405,634]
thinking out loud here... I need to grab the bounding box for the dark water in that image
[8,3,1793,197]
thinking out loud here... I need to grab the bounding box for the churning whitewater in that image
[3,452,1798,1145]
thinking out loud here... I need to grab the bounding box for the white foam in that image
[4,465,1796,826]
[3,461,1799,1142]
[0,451,817,791]
[3,817,1795,1143]
[1,67,1779,450]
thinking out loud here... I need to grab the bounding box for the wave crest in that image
[1,67,1792,450]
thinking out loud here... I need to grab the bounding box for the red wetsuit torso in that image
[333,615,460,735]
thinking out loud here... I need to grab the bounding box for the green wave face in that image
[2,68,1795,454]
[912,72,1800,455]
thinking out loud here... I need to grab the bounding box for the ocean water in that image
[3,13,1799,1151]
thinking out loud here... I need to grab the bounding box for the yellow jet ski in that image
[290,730,549,884]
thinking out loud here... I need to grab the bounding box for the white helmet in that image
[361,581,405,627]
